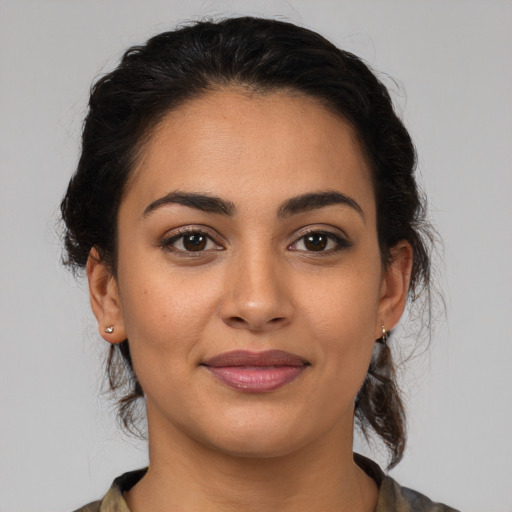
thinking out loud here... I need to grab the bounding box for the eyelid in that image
[158,225,226,253]
[157,224,351,255]
[288,225,352,252]
[294,224,350,241]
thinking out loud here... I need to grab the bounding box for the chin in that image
[194,411,318,460]
[205,431,307,459]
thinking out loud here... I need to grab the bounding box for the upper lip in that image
[202,350,309,367]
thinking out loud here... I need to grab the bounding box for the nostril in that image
[223,311,292,331]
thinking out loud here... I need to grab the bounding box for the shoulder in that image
[378,476,460,512]
[354,454,459,512]
[73,501,101,512]
[72,468,146,512]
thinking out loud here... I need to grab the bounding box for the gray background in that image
[1,1,511,511]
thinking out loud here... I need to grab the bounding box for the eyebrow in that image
[277,191,365,221]
[143,191,235,217]
[143,190,364,221]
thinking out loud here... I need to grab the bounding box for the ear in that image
[86,248,126,344]
[375,240,413,339]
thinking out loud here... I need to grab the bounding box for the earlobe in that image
[376,241,413,339]
[86,248,126,344]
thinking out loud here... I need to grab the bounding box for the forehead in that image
[125,88,375,216]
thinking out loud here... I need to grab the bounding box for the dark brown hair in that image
[61,17,434,469]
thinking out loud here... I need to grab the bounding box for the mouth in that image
[201,350,310,393]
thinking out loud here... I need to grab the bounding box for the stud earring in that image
[104,326,114,334]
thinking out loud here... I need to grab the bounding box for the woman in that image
[62,17,457,512]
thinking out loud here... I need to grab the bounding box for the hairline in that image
[108,81,380,275]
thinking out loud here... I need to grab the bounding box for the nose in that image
[220,248,294,332]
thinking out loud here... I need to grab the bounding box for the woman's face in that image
[92,89,408,457]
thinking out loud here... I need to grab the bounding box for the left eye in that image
[163,232,222,252]
[290,232,346,252]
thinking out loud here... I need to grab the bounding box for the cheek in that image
[299,260,382,382]
[116,256,223,380]
[302,259,381,336]
[312,294,377,369]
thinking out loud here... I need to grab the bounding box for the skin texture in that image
[87,89,412,512]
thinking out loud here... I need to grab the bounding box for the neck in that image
[125,408,378,512]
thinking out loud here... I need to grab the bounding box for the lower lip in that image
[204,365,307,393]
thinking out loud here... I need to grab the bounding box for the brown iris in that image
[183,233,207,251]
[304,233,328,251]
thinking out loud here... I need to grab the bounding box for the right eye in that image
[161,230,224,253]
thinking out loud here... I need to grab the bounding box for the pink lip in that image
[202,350,309,393]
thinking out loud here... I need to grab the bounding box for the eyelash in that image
[288,230,351,254]
[159,228,351,256]
[159,228,223,256]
